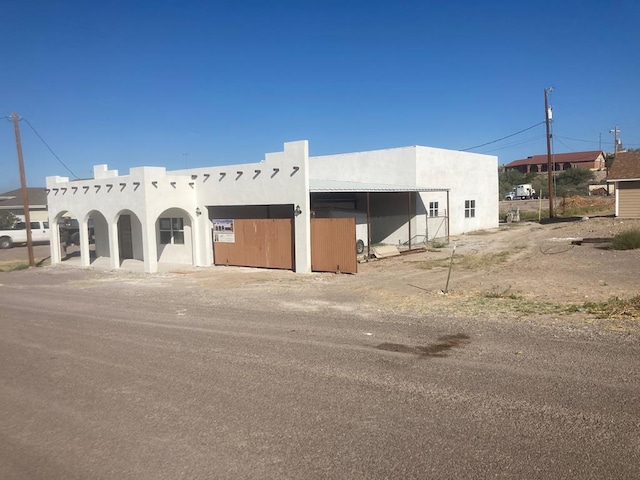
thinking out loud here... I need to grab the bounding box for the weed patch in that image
[612,229,640,250]
[0,262,29,272]
[454,251,511,270]
[484,286,520,299]
[581,296,640,319]
[430,240,447,249]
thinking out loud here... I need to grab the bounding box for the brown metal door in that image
[213,219,293,270]
[311,218,357,274]
[118,215,133,260]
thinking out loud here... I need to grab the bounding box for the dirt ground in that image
[2,208,639,331]
[154,212,640,333]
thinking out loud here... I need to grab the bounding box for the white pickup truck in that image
[0,221,51,249]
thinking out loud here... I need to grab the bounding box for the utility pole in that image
[544,88,554,218]
[610,126,620,155]
[11,112,35,267]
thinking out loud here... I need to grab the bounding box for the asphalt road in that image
[1,268,639,479]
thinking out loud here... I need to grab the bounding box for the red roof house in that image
[503,150,606,174]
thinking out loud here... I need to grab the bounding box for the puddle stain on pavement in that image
[375,333,470,358]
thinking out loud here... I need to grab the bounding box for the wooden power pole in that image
[11,112,35,267]
[544,88,554,218]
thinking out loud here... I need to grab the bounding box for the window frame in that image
[464,200,476,218]
[159,217,185,245]
[429,201,439,217]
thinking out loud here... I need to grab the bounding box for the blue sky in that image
[1,0,638,192]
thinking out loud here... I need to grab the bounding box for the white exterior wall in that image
[415,147,498,235]
[310,147,417,185]
[310,145,498,239]
[46,140,496,273]
[46,141,310,273]
[178,140,310,273]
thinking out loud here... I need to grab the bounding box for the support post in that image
[12,112,35,267]
[407,192,412,250]
[366,192,371,258]
[544,88,554,218]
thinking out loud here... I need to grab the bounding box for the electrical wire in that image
[553,134,601,144]
[554,134,639,149]
[20,117,78,179]
[480,134,547,154]
[462,121,545,151]
[554,137,575,152]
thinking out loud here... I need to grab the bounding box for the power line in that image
[20,117,78,179]
[553,134,602,144]
[480,134,546,154]
[554,133,639,148]
[554,137,575,152]
[462,121,545,151]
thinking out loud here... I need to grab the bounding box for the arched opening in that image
[54,210,81,263]
[563,163,572,171]
[530,164,539,173]
[155,208,194,266]
[86,210,109,265]
[115,210,144,266]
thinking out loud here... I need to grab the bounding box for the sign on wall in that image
[213,219,235,243]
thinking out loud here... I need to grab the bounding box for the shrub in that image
[612,229,640,250]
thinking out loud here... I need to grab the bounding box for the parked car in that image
[0,220,50,248]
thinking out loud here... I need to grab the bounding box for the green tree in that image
[0,211,18,229]
[498,168,539,198]
[499,169,524,197]
[555,168,595,196]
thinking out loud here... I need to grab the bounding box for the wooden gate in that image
[213,219,293,270]
[311,218,357,274]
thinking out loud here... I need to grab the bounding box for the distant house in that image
[504,150,606,174]
[607,150,640,218]
[0,188,48,221]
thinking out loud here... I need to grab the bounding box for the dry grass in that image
[0,257,50,272]
[580,296,640,319]
[558,196,615,216]
[415,250,515,271]
[0,262,30,272]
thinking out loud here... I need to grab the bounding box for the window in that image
[429,201,439,217]
[465,200,476,218]
[159,217,184,244]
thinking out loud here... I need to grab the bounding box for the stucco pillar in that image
[142,219,158,273]
[191,213,202,267]
[79,219,90,267]
[203,216,213,267]
[294,208,311,273]
[109,221,120,270]
[285,140,311,273]
[49,216,61,265]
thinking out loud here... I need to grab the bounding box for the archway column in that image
[142,217,158,273]
[192,212,204,267]
[79,218,91,267]
[49,215,62,265]
[108,220,120,270]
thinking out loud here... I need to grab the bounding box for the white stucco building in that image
[46,140,498,273]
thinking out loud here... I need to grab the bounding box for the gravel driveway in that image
[1,256,639,478]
